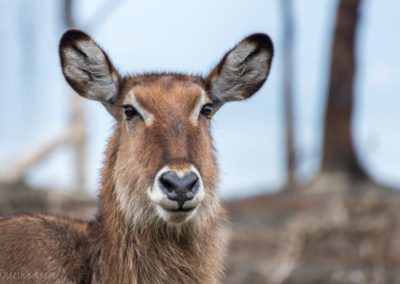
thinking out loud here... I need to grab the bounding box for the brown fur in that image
[0,30,273,283]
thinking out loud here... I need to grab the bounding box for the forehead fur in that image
[122,74,208,115]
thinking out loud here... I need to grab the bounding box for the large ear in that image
[59,30,121,120]
[205,33,273,110]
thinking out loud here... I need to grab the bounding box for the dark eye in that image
[200,103,213,118]
[123,105,140,120]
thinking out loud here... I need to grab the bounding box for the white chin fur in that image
[156,205,198,224]
[148,165,205,224]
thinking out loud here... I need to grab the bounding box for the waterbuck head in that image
[59,30,273,226]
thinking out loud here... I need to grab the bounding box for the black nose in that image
[159,172,199,208]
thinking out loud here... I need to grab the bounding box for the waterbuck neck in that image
[90,126,226,283]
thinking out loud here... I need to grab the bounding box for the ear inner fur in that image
[59,29,121,119]
[205,33,274,108]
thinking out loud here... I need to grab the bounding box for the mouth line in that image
[163,207,196,213]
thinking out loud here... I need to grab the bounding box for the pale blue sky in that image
[1,0,399,198]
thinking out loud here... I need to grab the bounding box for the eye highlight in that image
[200,103,213,119]
[123,105,140,120]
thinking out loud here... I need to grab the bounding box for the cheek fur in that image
[188,124,218,192]
[115,124,160,190]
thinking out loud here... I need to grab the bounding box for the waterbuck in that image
[0,30,273,283]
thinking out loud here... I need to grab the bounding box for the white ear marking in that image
[226,43,257,67]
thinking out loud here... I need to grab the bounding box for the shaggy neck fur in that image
[88,127,225,284]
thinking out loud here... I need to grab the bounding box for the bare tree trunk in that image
[0,0,124,190]
[0,1,86,187]
[63,0,74,28]
[71,93,87,194]
[281,0,296,188]
[321,0,367,180]
[62,0,126,194]
[63,0,88,195]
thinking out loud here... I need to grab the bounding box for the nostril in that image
[160,172,177,193]
[184,173,198,191]
[185,191,195,199]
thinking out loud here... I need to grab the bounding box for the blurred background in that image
[1,0,400,283]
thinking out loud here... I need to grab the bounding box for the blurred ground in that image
[1,177,400,284]
[224,176,400,284]
[0,183,97,220]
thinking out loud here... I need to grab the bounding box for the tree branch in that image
[0,124,84,184]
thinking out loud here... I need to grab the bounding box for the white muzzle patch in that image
[148,165,205,224]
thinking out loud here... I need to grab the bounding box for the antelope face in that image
[59,30,273,225]
[117,77,215,224]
